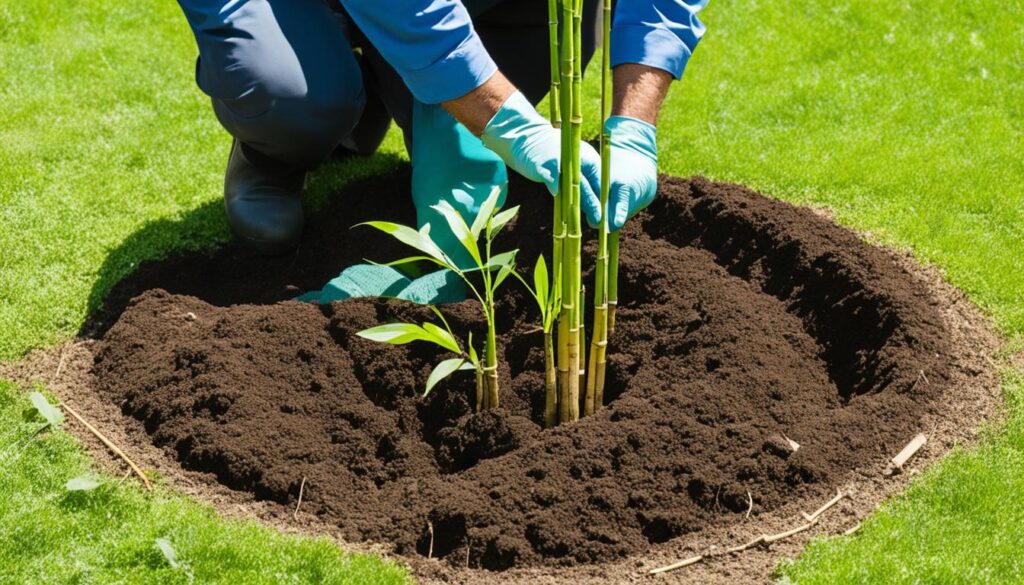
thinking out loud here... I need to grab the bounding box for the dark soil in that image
[89,171,953,571]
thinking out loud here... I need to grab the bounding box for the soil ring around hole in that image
[0,172,1003,584]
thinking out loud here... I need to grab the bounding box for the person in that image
[176,0,706,258]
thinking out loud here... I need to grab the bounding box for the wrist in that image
[611,64,672,125]
[442,71,517,136]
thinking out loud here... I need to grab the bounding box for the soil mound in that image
[90,173,952,570]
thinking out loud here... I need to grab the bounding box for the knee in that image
[214,76,366,169]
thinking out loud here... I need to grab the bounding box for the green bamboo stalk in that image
[557,0,575,423]
[475,365,484,412]
[545,0,562,429]
[547,0,561,128]
[484,236,499,409]
[607,233,619,337]
[563,0,583,422]
[586,0,613,414]
[544,330,557,427]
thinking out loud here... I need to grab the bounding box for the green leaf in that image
[424,358,466,397]
[487,205,520,239]
[155,538,180,569]
[467,332,479,366]
[28,392,63,428]
[357,221,452,267]
[533,255,550,319]
[471,185,503,239]
[422,322,461,354]
[431,201,482,267]
[458,361,476,371]
[356,323,436,347]
[494,262,515,290]
[486,249,519,271]
[66,474,102,491]
[374,255,448,269]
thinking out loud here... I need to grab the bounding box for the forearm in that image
[443,72,517,136]
[612,63,673,125]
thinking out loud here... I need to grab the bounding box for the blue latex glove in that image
[412,100,508,270]
[481,91,602,228]
[604,116,658,232]
[296,265,468,305]
[299,101,500,305]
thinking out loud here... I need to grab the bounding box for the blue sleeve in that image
[610,0,708,79]
[340,0,498,104]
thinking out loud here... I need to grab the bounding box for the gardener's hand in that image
[481,91,602,226]
[603,116,658,232]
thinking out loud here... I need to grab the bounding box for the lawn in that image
[1,0,1022,583]
[0,382,409,585]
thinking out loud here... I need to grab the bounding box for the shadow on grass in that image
[79,151,409,339]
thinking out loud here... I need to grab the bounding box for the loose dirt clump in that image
[86,173,963,573]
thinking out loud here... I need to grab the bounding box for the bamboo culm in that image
[586,0,613,414]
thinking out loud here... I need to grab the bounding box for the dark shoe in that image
[224,140,306,255]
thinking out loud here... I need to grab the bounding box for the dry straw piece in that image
[886,433,928,474]
[61,401,152,490]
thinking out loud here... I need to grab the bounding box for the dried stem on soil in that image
[887,433,927,474]
[648,555,703,574]
[802,489,845,522]
[62,401,151,490]
[294,476,307,519]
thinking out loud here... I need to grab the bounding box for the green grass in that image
[0,383,409,584]
[1,0,1022,582]
[780,369,1024,584]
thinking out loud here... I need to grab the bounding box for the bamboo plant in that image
[356,187,520,409]
[542,0,618,423]
[585,0,613,414]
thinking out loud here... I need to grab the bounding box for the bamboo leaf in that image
[488,205,520,239]
[467,332,479,366]
[425,358,467,397]
[155,538,181,569]
[374,256,449,270]
[356,323,435,346]
[428,305,458,342]
[422,323,461,354]
[66,473,102,491]
[357,221,451,266]
[28,392,63,428]
[533,255,549,319]
[494,262,515,290]
[471,185,504,239]
[431,201,482,267]
[486,249,519,271]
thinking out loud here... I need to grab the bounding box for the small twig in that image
[648,516,823,575]
[53,345,68,384]
[763,520,816,543]
[427,520,435,559]
[801,489,845,522]
[61,401,152,490]
[886,433,928,475]
[844,522,861,536]
[114,469,133,488]
[726,534,765,554]
[293,476,307,520]
[745,490,754,519]
[648,555,703,574]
